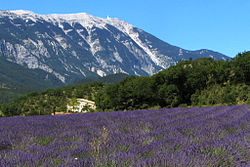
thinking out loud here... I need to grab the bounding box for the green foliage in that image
[36,136,54,146]
[0,57,63,104]
[0,89,23,104]
[96,51,250,111]
[81,105,95,113]
[230,52,250,84]
[1,51,249,116]
[0,82,103,116]
[96,76,154,111]
[68,97,80,112]
[191,84,250,106]
[0,108,4,117]
[158,84,180,107]
[74,73,130,85]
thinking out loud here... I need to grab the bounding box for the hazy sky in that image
[2,0,250,57]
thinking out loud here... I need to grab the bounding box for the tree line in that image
[0,82,104,116]
[0,51,249,116]
[95,51,249,111]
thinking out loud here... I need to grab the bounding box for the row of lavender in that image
[0,105,249,166]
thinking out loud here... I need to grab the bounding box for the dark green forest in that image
[96,52,249,111]
[0,52,249,117]
[74,73,129,85]
[0,57,128,105]
[0,56,63,104]
[0,82,104,116]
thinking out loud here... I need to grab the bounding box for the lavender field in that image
[0,105,249,167]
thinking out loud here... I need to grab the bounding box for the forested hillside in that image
[0,52,249,117]
[95,51,249,111]
[0,57,63,104]
[0,82,104,116]
[74,73,130,85]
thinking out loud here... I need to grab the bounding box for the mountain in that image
[1,53,249,117]
[0,10,229,85]
[74,73,130,85]
[0,56,63,103]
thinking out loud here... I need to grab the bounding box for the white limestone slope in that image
[5,10,166,69]
[0,10,228,82]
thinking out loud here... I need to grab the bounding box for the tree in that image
[68,97,80,112]
[81,105,95,113]
[231,52,250,84]
[0,109,4,117]
[158,84,180,107]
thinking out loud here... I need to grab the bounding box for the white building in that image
[67,98,96,113]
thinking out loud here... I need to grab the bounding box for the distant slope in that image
[1,52,248,117]
[0,10,229,84]
[74,73,130,85]
[0,57,63,103]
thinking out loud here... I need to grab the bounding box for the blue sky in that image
[2,0,250,58]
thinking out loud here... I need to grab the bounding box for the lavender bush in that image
[0,105,249,166]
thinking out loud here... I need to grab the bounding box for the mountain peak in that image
[9,10,36,15]
[2,10,134,32]
[0,10,229,84]
[47,12,101,21]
